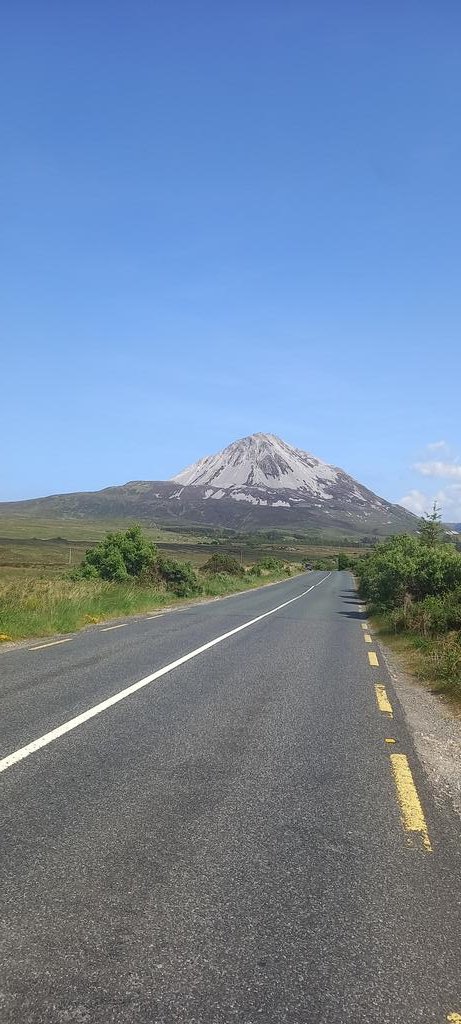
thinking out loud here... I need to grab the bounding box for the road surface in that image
[0,571,460,1022]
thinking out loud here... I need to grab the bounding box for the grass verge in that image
[370,610,461,702]
[0,569,299,643]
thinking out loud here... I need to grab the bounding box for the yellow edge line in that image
[447,1014,461,1022]
[364,633,372,643]
[368,651,379,667]
[375,684,393,716]
[389,753,432,851]
[361,622,368,630]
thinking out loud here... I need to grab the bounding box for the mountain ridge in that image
[168,432,414,528]
[0,433,416,536]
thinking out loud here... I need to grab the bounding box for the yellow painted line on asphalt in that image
[390,753,432,851]
[99,623,127,632]
[364,633,372,643]
[368,651,379,667]
[29,638,73,651]
[385,738,396,744]
[447,1014,461,1022]
[375,684,393,716]
[361,622,368,630]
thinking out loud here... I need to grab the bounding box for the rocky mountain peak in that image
[172,433,339,495]
[0,431,416,535]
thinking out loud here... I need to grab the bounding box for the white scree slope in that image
[171,431,384,509]
[172,433,339,495]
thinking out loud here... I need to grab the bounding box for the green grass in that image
[0,516,209,544]
[0,568,299,643]
[356,534,461,703]
[0,513,374,544]
[371,611,461,702]
[0,516,361,642]
[0,579,173,640]
[0,522,363,583]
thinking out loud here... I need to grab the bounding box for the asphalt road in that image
[1,571,460,1023]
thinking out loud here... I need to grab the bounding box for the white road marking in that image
[99,623,127,632]
[29,638,73,651]
[0,575,331,775]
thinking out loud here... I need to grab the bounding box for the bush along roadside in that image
[0,525,301,642]
[355,505,461,698]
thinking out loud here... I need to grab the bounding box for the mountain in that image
[173,433,341,493]
[170,433,415,531]
[0,433,416,535]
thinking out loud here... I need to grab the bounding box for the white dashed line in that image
[29,638,73,651]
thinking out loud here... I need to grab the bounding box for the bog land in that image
[0,516,364,582]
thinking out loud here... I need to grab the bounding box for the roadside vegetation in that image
[0,515,373,579]
[0,525,300,642]
[353,506,461,698]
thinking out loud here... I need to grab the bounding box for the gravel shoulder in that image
[378,637,461,820]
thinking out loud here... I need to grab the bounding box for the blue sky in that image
[2,2,461,517]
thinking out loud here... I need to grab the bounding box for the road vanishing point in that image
[0,571,460,1022]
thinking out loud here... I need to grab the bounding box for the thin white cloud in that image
[401,443,461,520]
[399,485,461,522]
[413,461,461,479]
[427,440,447,451]
[399,490,431,516]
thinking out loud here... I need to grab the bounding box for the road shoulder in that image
[378,637,461,820]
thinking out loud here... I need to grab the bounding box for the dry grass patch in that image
[0,566,303,643]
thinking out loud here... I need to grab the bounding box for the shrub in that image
[355,522,461,696]
[254,556,284,572]
[423,632,461,693]
[73,525,156,583]
[386,590,461,637]
[201,552,245,577]
[357,534,461,610]
[313,558,335,571]
[156,557,202,597]
[338,552,356,571]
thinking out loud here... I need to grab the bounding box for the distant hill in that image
[0,433,417,536]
